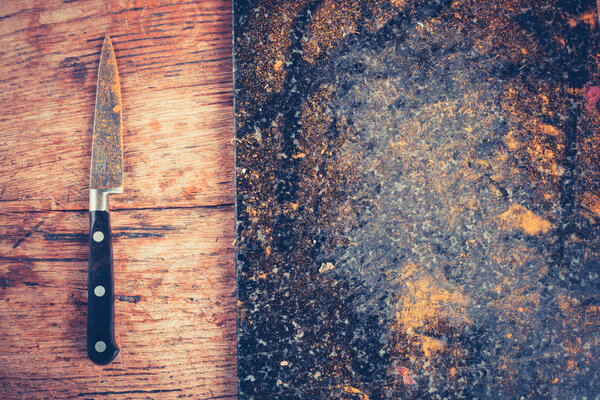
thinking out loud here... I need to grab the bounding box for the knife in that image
[87,34,122,365]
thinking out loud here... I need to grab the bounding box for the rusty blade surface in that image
[90,35,123,191]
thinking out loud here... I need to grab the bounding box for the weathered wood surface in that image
[0,0,235,398]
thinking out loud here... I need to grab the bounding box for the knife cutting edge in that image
[87,34,123,365]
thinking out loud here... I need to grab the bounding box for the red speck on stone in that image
[397,366,409,375]
[396,366,416,385]
[584,85,600,112]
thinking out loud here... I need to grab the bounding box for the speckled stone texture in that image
[234,1,600,398]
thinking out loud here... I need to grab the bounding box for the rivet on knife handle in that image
[87,34,123,365]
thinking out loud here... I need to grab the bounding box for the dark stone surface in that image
[235,1,600,398]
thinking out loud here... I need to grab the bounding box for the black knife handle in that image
[87,210,119,365]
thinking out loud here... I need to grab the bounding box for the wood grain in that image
[0,0,235,398]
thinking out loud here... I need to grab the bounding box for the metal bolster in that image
[89,188,122,211]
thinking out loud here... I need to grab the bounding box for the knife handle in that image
[87,210,120,365]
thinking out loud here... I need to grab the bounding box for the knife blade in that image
[87,34,122,366]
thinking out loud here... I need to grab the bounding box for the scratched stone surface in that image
[235,0,600,398]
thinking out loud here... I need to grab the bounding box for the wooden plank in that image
[0,0,234,212]
[0,207,236,399]
[0,0,236,398]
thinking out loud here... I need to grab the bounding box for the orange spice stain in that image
[580,191,600,219]
[303,0,398,63]
[394,263,470,360]
[303,0,361,63]
[342,386,370,399]
[504,131,522,150]
[420,336,445,358]
[497,204,552,235]
[390,0,407,8]
[273,58,284,72]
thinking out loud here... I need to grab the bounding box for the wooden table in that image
[0,1,236,398]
